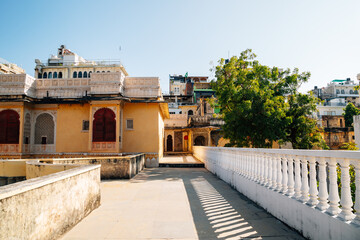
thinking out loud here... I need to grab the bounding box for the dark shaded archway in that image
[166,135,173,151]
[93,108,116,142]
[194,136,206,146]
[0,110,20,144]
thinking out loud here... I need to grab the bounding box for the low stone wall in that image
[40,153,145,179]
[0,165,101,240]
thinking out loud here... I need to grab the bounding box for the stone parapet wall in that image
[0,165,101,240]
[0,74,36,97]
[124,77,161,98]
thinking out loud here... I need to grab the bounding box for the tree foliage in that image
[211,49,325,149]
[343,102,360,127]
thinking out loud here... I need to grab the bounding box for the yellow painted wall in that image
[56,104,90,152]
[0,160,26,177]
[122,103,163,155]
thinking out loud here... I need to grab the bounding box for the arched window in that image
[166,135,173,151]
[341,89,345,94]
[89,71,92,78]
[188,110,193,116]
[53,72,58,78]
[73,71,77,78]
[78,71,82,78]
[93,108,116,142]
[97,71,100,73]
[350,90,354,94]
[0,110,20,144]
[107,71,110,72]
[38,73,42,79]
[48,72,52,79]
[35,113,54,144]
[59,72,63,78]
[102,71,105,73]
[43,72,47,79]
[336,89,340,94]
[83,71,87,78]
[194,136,206,146]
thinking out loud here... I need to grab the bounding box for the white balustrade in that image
[193,146,360,228]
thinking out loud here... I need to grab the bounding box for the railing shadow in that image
[130,168,304,240]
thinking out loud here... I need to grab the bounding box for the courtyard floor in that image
[61,167,304,240]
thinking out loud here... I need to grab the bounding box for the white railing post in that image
[272,155,277,189]
[287,155,295,196]
[308,156,319,206]
[263,154,269,186]
[338,158,355,221]
[260,153,265,184]
[281,155,288,193]
[256,153,261,182]
[327,157,341,215]
[293,156,302,199]
[317,157,329,211]
[300,157,310,202]
[266,154,272,187]
[354,160,360,224]
[276,154,283,191]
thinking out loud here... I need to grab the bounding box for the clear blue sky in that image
[1,0,360,93]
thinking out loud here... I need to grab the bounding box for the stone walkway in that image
[61,168,304,240]
[160,154,202,164]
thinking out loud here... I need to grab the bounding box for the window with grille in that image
[82,120,89,131]
[126,119,134,130]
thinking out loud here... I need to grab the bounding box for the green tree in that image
[343,102,360,127]
[212,49,325,149]
[283,93,325,149]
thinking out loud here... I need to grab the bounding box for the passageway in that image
[61,168,304,239]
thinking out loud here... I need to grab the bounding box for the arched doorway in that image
[194,136,206,146]
[0,110,20,144]
[188,110,193,116]
[93,108,116,142]
[166,135,173,152]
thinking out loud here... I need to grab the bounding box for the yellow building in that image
[0,45,169,167]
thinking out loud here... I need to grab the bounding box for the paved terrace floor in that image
[61,167,304,240]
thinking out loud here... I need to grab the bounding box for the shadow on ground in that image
[131,168,304,240]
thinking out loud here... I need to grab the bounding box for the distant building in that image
[0,45,169,167]
[0,58,25,74]
[322,115,354,149]
[163,74,226,152]
[353,115,360,148]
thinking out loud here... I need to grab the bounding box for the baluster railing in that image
[308,156,319,206]
[266,154,272,187]
[293,156,301,199]
[281,155,288,193]
[354,160,360,224]
[260,153,265,184]
[287,155,295,196]
[327,157,340,215]
[338,159,355,221]
[276,154,282,191]
[317,157,329,210]
[300,157,309,202]
[272,155,277,189]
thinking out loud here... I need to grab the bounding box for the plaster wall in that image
[0,160,26,177]
[0,165,101,240]
[122,103,161,154]
[56,104,90,152]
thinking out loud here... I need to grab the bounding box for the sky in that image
[1,0,360,93]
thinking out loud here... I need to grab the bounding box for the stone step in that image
[159,163,204,168]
